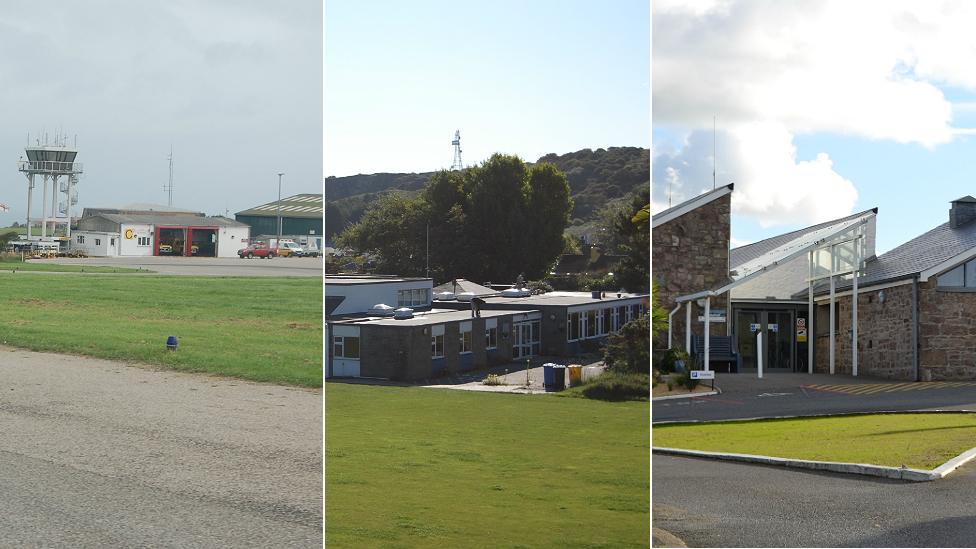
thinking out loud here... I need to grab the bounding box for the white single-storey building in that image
[73,212,250,258]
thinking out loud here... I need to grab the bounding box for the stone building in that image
[803,196,976,380]
[651,184,733,348]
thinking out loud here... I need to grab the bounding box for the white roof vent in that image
[456,292,475,302]
[393,307,414,319]
[369,303,395,316]
[434,291,456,301]
[501,288,531,298]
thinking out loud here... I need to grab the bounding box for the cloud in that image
[652,0,976,228]
[653,122,858,227]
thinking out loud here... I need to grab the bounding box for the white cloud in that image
[652,0,976,228]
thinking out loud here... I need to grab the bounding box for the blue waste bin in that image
[543,363,556,389]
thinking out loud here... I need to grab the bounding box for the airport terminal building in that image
[654,185,976,381]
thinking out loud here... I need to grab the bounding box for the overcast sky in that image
[653,0,976,253]
[0,0,321,225]
[324,0,650,178]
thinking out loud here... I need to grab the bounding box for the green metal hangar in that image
[235,193,323,251]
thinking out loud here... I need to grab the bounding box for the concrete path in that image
[0,346,322,547]
[422,357,605,394]
[40,256,322,277]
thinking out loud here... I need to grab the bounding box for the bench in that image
[691,335,740,373]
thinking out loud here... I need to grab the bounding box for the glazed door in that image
[764,311,793,370]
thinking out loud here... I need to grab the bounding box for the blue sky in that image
[325,0,649,178]
[653,1,976,254]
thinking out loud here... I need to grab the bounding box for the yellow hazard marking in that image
[806,381,976,394]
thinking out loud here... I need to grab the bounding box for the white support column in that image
[704,297,711,371]
[26,174,33,240]
[808,250,814,374]
[852,239,859,377]
[685,301,691,353]
[41,174,48,238]
[757,330,764,379]
[808,280,814,375]
[829,273,836,375]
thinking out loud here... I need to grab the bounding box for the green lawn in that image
[0,273,321,386]
[653,413,976,469]
[325,383,649,548]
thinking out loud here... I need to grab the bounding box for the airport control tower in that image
[17,134,82,241]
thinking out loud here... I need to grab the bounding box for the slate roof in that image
[651,183,733,228]
[83,213,247,228]
[325,296,345,317]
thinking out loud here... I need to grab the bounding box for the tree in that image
[603,314,650,374]
[335,193,428,276]
[338,154,573,283]
[610,188,650,293]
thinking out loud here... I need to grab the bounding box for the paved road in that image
[40,256,321,277]
[0,346,322,547]
[653,372,976,423]
[654,454,976,547]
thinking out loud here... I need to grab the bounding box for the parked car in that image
[237,244,276,259]
[279,242,305,257]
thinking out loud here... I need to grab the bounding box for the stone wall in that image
[652,194,731,349]
[813,282,915,379]
[918,280,976,380]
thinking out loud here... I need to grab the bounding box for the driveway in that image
[40,256,322,277]
[0,346,322,547]
[653,372,976,423]
[654,454,976,547]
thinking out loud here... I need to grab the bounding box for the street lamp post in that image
[276,172,284,254]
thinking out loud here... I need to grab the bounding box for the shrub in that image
[603,314,649,374]
[674,370,700,392]
[659,348,689,374]
[482,373,505,386]
[579,371,649,401]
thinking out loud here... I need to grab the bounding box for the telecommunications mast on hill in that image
[451,130,463,171]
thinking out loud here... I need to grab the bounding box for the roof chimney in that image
[950,196,976,228]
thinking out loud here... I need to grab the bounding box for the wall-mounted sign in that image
[797,328,808,343]
[698,309,727,323]
[750,323,761,332]
[124,229,134,240]
[768,323,779,333]
[691,370,715,380]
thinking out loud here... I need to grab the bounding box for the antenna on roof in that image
[713,116,717,190]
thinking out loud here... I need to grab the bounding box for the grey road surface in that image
[653,372,976,423]
[654,454,976,547]
[38,256,322,277]
[0,346,322,547]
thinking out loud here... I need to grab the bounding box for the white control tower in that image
[17,135,82,241]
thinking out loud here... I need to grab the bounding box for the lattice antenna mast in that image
[451,130,463,171]
[163,145,175,207]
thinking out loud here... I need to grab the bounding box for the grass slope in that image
[654,413,976,469]
[325,383,649,548]
[0,274,321,386]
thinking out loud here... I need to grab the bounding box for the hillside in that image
[324,146,649,239]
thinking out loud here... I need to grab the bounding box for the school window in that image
[611,307,620,331]
[95,238,101,246]
[110,238,116,246]
[618,306,628,326]
[585,310,597,338]
[398,288,430,307]
[431,334,445,358]
[486,327,497,349]
[567,312,581,341]
[333,336,360,359]
[601,308,612,335]
[460,323,472,353]
[77,235,85,244]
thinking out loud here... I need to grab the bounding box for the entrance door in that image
[735,310,795,370]
[513,321,540,359]
[764,311,793,370]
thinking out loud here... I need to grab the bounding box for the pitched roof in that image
[88,213,248,227]
[236,193,322,219]
[731,208,878,269]
[805,217,976,296]
[651,183,733,229]
[432,279,498,296]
